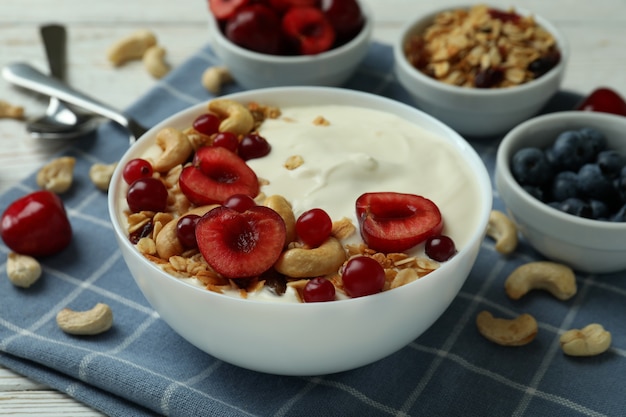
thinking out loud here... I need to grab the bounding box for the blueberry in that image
[615,166,626,203]
[589,199,609,219]
[596,150,625,179]
[523,185,545,201]
[511,147,553,186]
[612,204,626,222]
[577,163,614,200]
[551,130,594,171]
[558,197,592,218]
[550,171,578,202]
[578,127,607,157]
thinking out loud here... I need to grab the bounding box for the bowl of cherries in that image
[495,88,626,273]
[207,0,372,89]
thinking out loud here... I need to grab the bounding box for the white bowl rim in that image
[497,110,626,232]
[393,4,569,96]
[109,86,493,308]
[208,1,373,64]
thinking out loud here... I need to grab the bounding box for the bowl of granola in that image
[108,87,492,375]
[394,4,568,138]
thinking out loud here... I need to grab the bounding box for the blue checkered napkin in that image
[1,42,625,417]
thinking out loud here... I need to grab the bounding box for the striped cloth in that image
[1,42,625,417]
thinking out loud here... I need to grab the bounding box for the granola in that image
[404,4,560,88]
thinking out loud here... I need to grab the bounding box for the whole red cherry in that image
[576,87,626,116]
[225,4,284,54]
[1,190,72,257]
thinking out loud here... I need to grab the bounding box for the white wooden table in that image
[1,0,625,415]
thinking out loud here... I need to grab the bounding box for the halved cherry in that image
[356,192,443,253]
[208,0,249,20]
[282,7,335,55]
[576,87,626,116]
[196,205,286,278]
[179,146,259,205]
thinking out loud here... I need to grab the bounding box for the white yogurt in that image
[153,104,482,301]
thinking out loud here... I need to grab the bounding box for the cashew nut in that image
[36,156,76,193]
[6,252,42,288]
[155,205,217,259]
[275,237,346,278]
[143,45,170,79]
[207,98,254,135]
[263,195,296,245]
[560,323,611,357]
[89,162,117,191]
[486,210,518,255]
[505,261,577,301]
[151,127,194,173]
[107,29,157,66]
[201,65,233,95]
[476,310,538,346]
[0,100,24,119]
[56,303,113,335]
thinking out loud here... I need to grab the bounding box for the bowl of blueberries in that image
[207,0,372,89]
[495,109,626,274]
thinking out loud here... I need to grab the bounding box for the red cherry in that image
[425,235,457,262]
[212,132,239,152]
[1,190,72,257]
[576,87,626,116]
[320,0,364,42]
[122,158,153,185]
[126,177,169,213]
[341,256,385,298]
[295,208,332,247]
[356,192,443,253]
[225,4,284,54]
[303,277,336,302]
[269,0,319,13]
[238,133,271,160]
[208,0,249,20]
[176,214,201,249]
[193,113,221,135]
[282,7,336,55]
[224,193,257,212]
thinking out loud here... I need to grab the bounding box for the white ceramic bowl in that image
[495,111,626,274]
[393,5,568,138]
[208,2,372,90]
[108,87,492,375]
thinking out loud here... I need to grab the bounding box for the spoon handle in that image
[3,62,131,129]
[41,24,66,81]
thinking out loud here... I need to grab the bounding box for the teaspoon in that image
[26,24,98,139]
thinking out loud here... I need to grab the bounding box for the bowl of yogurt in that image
[108,87,492,375]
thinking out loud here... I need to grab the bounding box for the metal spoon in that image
[26,24,97,139]
[2,62,147,144]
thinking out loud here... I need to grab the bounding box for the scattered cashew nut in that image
[207,98,254,135]
[36,156,76,193]
[560,323,611,357]
[89,162,117,191]
[56,303,113,335]
[476,310,538,346]
[143,45,170,79]
[107,29,157,66]
[201,65,233,95]
[6,252,42,288]
[155,205,217,259]
[263,195,296,245]
[0,100,24,119]
[486,210,518,254]
[151,127,194,173]
[505,261,577,301]
[274,237,346,278]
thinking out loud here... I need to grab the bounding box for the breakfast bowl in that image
[495,111,626,274]
[393,4,568,138]
[108,87,492,375]
[207,1,373,90]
